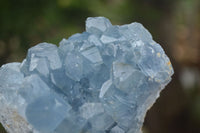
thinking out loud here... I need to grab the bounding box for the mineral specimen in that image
[0,17,173,133]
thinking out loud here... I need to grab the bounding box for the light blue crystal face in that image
[0,17,173,133]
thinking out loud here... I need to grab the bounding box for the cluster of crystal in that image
[0,17,173,133]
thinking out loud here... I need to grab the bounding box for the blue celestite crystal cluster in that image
[0,17,173,133]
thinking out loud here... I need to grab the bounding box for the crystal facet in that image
[0,17,173,133]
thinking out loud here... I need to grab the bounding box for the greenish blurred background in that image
[0,0,200,133]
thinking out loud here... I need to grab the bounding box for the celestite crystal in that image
[0,17,173,133]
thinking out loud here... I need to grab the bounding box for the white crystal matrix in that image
[0,17,173,133]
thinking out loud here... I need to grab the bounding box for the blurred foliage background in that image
[0,0,200,133]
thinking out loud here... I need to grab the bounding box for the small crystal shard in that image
[0,17,173,133]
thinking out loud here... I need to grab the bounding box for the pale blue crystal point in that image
[0,17,173,133]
